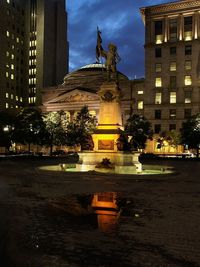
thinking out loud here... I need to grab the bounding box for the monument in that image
[76,29,142,174]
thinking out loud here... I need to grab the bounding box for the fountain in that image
[76,35,142,174]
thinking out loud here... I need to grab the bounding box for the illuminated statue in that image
[96,27,121,81]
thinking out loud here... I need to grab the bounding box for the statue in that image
[96,27,121,81]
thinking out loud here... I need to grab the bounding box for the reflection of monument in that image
[76,30,142,173]
[91,192,119,233]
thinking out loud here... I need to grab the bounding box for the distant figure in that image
[96,27,121,81]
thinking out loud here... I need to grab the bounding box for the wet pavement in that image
[0,157,200,267]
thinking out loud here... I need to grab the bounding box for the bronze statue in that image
[96,28,121,81]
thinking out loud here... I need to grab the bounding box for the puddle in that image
[48,192,146,235]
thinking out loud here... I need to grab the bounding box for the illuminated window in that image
[156,35,163,44]
[11,74,14,80]
[6,31,10,37]
[169,109,176,119]
[138,101,143,110]
[155,92,162,104]
[6,72,9,78]
[184,91,192,103]
[6,93,9,98]
[170,92,176,103]
[16,96,18,101]
[89,110,96,116]
[20,97,23,102]
[155,77,162,87]
[170,62,176,71]
[6,103,9,109]
[11,64,14,70]
[185,75,192,86]
[185,60,192,70]
[11,94,13,99]
[184,16,192,41]
[155,20,163,44]
[16,37,19,43]
[155,63,162,72]
[11,54,14,59]
[7,0,10,3]
[6,51,9,57]
[137,90,143,95]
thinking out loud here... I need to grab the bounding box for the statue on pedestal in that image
[96,27,121,81]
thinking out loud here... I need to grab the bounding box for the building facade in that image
[140,0,200,136]
[0,0,68,111]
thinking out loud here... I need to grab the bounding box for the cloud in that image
[67,0,173,78]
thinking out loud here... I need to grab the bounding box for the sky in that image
[67,0,174,79]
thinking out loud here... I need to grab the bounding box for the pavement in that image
[0,157,200,267]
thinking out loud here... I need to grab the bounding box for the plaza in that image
[0,156,199,266]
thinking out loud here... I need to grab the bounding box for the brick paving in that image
[0,157,200,267]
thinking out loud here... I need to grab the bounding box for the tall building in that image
[140,0,200,135]
[0,0,68,111]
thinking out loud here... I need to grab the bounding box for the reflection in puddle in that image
[91,192,119,234]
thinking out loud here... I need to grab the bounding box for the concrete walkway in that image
[0,157,199,267]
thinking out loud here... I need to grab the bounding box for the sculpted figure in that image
[96,28,121,81]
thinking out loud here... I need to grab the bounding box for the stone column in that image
[178,14,183,41]
[164,16,168,42]
[194,12,199,39]
[69,110,75,122]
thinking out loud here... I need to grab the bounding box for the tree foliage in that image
[0,111,15,150]
[66,106,97,150]
[181,113,200,157]
[12,107,46,150]
[125,114,152,150]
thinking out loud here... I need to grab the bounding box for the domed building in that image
[41,63,145,124]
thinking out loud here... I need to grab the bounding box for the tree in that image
[66,106,97,150]
[181,113,200,157]
[125,114,152,150]
[0,111,15,151]
[43,111,69,155]
[12,107,46,151]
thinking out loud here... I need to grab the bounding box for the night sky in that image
[67,0,174,79]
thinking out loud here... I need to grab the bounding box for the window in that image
[184,109,191,119]
[155,110,161,119]
[169,109,176,119]
[7,0,10,3]
[137,91,143,95]
[155,48,162,58]
[155,77,162,87]
[155,92,162,104]
[170,76,176,88]
[6,31,10,37]
[170,62,176,71]
[155,20,163,44]
[6,93,9,98]
[185,45,192,55]
[184,91,192,103]
[169,19,177,42]
[184,16,193,41]
[6,72,9,78]
[154,124,161,134]
[6,51,9,57]
[155,63,162,72]
[11,74,14,80]
[169,124,176,131]
[138,101,143,110]
[11,94,13,99]
[170,47,176,55]
[185,75,192,86]
[6,103,9,109]
[185,60,192,70]
[170,92,176,103]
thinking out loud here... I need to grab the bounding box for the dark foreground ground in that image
[0,157,200,267]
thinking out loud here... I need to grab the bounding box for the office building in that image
[0,0,68,110]
[140,0,200,135]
